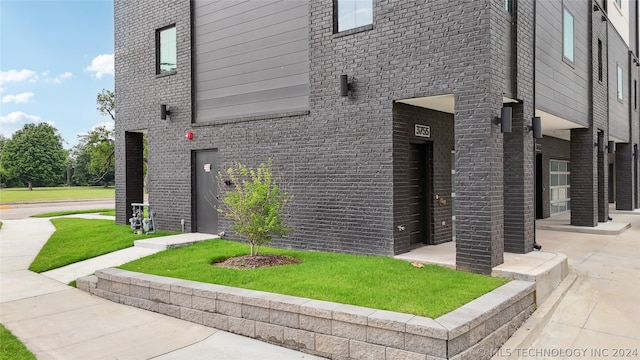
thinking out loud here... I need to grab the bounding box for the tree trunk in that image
[27,180,33,191]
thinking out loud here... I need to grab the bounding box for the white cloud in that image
[1,92,34,104]
[0,69,38,85]
[47,71,74,84]
[85,54,114,79]
[92,121,114,132]
[0,111,42,125]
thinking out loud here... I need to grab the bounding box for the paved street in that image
[0,199,115,220]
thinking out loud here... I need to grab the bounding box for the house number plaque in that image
[415,124,431,138]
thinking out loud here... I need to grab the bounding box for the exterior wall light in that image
[161,104,171,120]
[340,74,351,97]
[528,116,542,139]
[496,106,512,133]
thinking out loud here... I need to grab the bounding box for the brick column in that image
[454,96,504,275]
[597,139,609,222]
[570,128,598,226]
[615,143,634,210]
[503,103,535,253]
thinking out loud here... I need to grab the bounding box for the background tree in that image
[0,123,66,190]
[217,159,293,256]
[97,89,115,121]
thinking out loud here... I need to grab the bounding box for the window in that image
[157,25,177,74]
[563,7,574,63]
[617,64,623,101]
[615,0,622,8]
[550,160,571,215]
[635,80,637,110]
[597,40,603,82]
[334,0,373,33]
[504,0,513,14]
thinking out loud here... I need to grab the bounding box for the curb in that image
[491,270,578,360]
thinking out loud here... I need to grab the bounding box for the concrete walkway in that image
[0,216,323,359]
[500,210,640,360]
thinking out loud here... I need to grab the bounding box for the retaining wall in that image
[78,269,535,360]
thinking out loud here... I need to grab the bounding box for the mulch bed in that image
[214,254,301,270]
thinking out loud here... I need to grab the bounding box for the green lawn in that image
[120,240,508,318]
[29,218,176,273]
[0,324,36,360]
[31,209,115,218]
[0,186,114,203]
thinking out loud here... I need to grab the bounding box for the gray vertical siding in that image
[608,28,630,140]
[535,0,590,125]
[193,0,310,122]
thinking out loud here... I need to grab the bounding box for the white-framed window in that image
[563,7,575,63]
[334,0,373,33]
[156,25,177,74]
[504,0,513,14]
[550,160,571,215]
[617,64,624,101]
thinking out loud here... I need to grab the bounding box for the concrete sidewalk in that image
[498,210,640,360]
[0,217,324,359]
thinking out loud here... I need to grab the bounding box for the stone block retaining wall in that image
[78,269,535,360]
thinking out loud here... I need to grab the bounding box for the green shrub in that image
[218,159,292,256]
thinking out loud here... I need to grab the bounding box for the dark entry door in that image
[407,143,432,246]
[194,150,218,234]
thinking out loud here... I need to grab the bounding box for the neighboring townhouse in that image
[114,0,640,275]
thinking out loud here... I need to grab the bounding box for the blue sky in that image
[0,0,114,149]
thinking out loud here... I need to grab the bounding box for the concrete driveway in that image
[507,210,640,360]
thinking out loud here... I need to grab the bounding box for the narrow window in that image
[617,64,623,101]
[615,0,621,8]
[334,0,373,33]
[504,0,513,14]
[563,7,575,63]
[635,80,637,110]
[597,40,603,82]
[156,25,177,74]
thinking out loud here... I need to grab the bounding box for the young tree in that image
[217,159,293,256]
[0,123,66,190]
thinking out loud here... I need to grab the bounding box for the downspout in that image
[532,0,541,250]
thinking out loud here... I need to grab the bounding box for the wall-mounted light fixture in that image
[597,136,604,152]
[528,116,542,139]
[608,141,615,154]
[496,106,512,133]
[340,74,351,97]
[160,104,171,120]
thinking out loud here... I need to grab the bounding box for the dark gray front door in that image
[408,143,432,246]
[194,150,218,234]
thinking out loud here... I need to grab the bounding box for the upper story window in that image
[597,39,603,82]
[617,64,623,101]
[562,7,574,64]
[157,25,177,74]
[504,0,513,15]
[334,0,373,33]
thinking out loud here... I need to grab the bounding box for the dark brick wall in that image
[114,0,193,230]
[570,128,598,226]
[616,143,634,210]
[392,103,455,254]
[115,0,536,273]
[592,2,610,222]
[503,0,535,254]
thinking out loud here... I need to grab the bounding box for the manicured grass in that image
[31,209,115,218]
[29,218,176,273]
[0,186,114,203]
[100,209,116,216]
[120,240,508,318]
[0,323,36,360]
